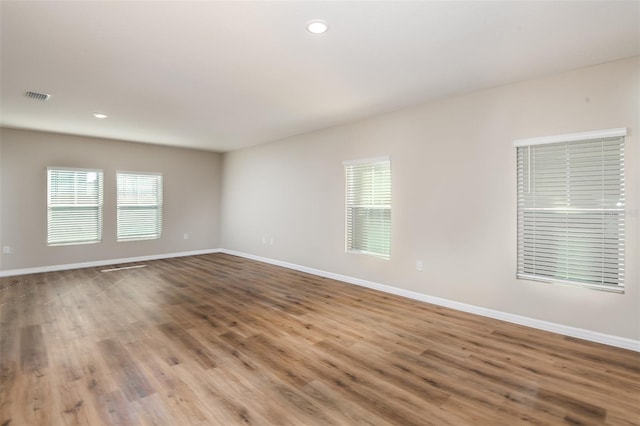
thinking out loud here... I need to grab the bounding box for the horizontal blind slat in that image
[345,159,391,259]
[516,136,624,288]
[117,172,163,241]
[47,168,103,245]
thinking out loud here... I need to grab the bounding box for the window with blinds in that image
[117,172,163,242]
[47,167,104,246]
[344,157,391,259]
[515,129,626,291]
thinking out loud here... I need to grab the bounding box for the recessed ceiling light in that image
[93,113,108,119]
[307,20,328,34]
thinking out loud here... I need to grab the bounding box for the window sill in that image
[517,274,624,294]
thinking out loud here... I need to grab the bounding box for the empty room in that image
[1,1,639,425]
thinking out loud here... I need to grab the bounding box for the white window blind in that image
[117,172,163,242]
[47,167,104,246]
[515,129,625,291]
[344,157,391,259]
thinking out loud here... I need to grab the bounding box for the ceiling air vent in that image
[24,90,51,101]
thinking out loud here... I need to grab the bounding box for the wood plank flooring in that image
[1,253,638,425]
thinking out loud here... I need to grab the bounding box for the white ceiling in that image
[1,1,639,152]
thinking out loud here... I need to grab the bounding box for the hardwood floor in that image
[1,253,638,425]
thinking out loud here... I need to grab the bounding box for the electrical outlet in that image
[261,235,267,244]
[183,233,189,240]
[416,260,423,271]
[269,237,275,246]
[2,246,13,255]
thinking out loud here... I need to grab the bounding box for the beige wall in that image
[1,58,637,340]
[0,128,222,270]
[221,57,640,340]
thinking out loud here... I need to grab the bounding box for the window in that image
[515,128,626,291]
[117,172,163,241]
[47,167,104,246]
[344,157,391,259]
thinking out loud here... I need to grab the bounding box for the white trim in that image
[342,156,390,166]
[47,165,104,173]
[0,248,221,277]
[3,248,637,351]
[220,249,640,352]
[517,273,624,294]
[513,128,627,147]
[116,170,162,177]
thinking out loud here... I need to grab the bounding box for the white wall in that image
[221,57,640,340]
[0,128,222,271]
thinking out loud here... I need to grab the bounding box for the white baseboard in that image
[3,247,637,352]
[0,248,222,277]
[220,249,640,352]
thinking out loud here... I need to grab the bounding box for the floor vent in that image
[101,265,147,273]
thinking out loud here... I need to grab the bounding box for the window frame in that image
[344,156,392,259]
[116,171,163,242]
[47,166,104,246]
[514,128,626,292]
